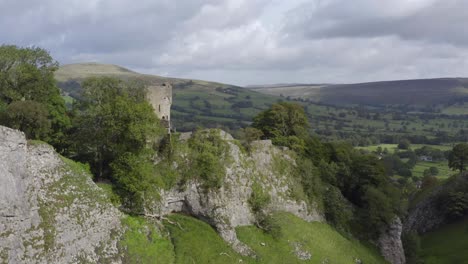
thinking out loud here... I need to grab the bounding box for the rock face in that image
[152,136,323,255]
[377,218,406,264]
[0,126,122,263]
[404,174,468,234]
[404,191,447,234]
[0,126,323,262]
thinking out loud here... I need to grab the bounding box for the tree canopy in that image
[448,143,468,173]
[0,45,69,146]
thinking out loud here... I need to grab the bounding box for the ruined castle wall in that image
[146,83,172,123]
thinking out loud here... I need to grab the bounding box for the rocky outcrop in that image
[0,126,122,263]
[377,218,406,264]
[151,135,323,255]
[404,190,447,234]
[0,126,324,262]
[404,174,468,234]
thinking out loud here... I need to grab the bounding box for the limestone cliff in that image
[404,174,468,234]
[150,132,324,255]
[377,218,406,264]
[0,126,122,263]
[0,126,324,262]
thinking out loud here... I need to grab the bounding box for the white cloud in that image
[1,0,467,85]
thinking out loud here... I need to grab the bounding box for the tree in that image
[0,45,69,147]
[448,143,468,173]
[252,102,309,151]
[0,100,50,139]
[398,139,411,150]
[253,102,308,139]
[72,77,164,180]
[238,127,263,150]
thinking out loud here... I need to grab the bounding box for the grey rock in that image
[291,242,311,260]
[153,132,323,256]
[0,126,122,264]
[377,218,406,264]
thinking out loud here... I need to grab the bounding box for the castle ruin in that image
[146,82,172,130]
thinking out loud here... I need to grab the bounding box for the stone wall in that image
[146,83,172,127]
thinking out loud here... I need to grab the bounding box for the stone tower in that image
[146,82,172,130]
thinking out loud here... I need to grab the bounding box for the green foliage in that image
[253,102,309,150]
[120,216,175,264]
[448,143,468,173]
[443,191,468,219]
[96,183,122,207]
[248,182,271,214]
[111,151,160,212]
[187,129,229,189]
[67,76,165,211]
[362,186,397,230]
[323,186,353,233]
[398,139,411,150]
[238,127,263,151]
[297,158,323,209]
[71,76,164,179]
[0,100,50,139]
[0,45,69,147]
[318,142,402,236]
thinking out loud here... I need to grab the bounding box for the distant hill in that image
[247,78,468,107]
[56,63,279,131]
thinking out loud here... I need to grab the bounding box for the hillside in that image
[56,63,279,131]
[56,63,468,145]
[248,78,468,107]
[0,126,389,264]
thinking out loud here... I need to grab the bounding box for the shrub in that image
[248,182,271,214]
[187,129,229,189]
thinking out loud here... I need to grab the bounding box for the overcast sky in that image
[1,0,467,85]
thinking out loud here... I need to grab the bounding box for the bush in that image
[248,182,271,214]
[187,129,229,189]
[0,100,50,139]
[323,186,353,233]
[398,139,411,150]
[258,214,282,239]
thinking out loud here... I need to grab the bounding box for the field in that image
[412,161,453,178]
[56,63,468,143]
[356,143,455,179]
[164,213,387,264]
[357,144,453,153]
[420,217,468,264]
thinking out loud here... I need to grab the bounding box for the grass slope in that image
[56,63,279,131]
[420,217,468,264]
[165,213,387,264]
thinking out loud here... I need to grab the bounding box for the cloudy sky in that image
[1,0,467,85]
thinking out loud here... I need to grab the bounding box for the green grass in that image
[237,212,387,264]
[420,217,468,264]
[120,216,175,263]
[357,144,452,153]
[165,214,254,264]
[165,213,387,264]
[412,161,454,178]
